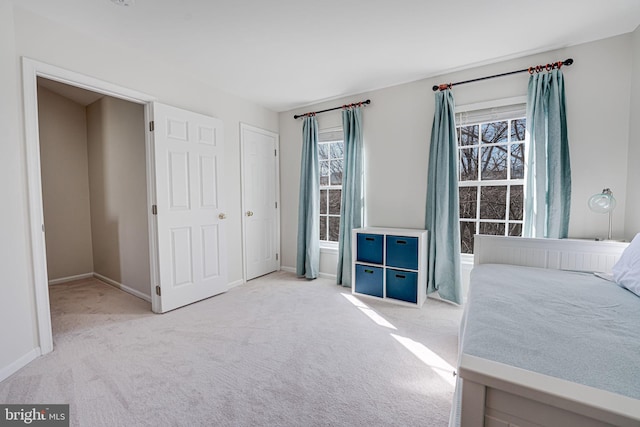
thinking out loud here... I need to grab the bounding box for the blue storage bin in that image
[354,264,383,298]
[386,236,419,270]
[386,269,418,303]
[356,233,384,264]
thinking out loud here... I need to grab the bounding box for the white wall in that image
[0,0,39,380]
[625,26,640,239]
[38,86,94,281]
[0,2,278,379]
[279,34,635,277]
[87,96,150,297]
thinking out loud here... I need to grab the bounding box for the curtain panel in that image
[425,89,462,304]
[524,69,571,238]
[296,116,320,279]
[337,106,364,287]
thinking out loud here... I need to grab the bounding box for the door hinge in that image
[152,205,157,215]
[274,149,277,156]
[156,285,161,296]
[276,253,279,261]
[275,201,278,209]
[149,121,155,131]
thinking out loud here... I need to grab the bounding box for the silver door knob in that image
[218,213,227,220]
[246,211,254,217]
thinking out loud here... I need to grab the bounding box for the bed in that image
[450,235,640,427]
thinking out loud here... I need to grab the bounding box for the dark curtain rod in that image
[293,99,371,119]
[432,58,574,91]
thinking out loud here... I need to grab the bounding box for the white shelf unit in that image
[351,227,428,308]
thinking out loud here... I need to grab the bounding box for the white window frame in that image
[318,127,343,250]
[456,96,528,254]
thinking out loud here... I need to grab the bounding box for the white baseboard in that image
[280,266,336,281]
[48,272,94,285]
[93,273,152,303]
[0,347,40,383]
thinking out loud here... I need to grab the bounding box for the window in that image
[457,103,527,254]
[319,129,343,243]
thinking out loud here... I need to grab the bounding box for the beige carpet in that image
[0,271,462,426]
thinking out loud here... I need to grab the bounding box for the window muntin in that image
[319,129,343,243]
[457,110,526,254]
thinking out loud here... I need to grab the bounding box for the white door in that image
[152,103,228,313]
[241,124,280,281]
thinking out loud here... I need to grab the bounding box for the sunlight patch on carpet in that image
[341,293,397,330]
[391,333,455,386]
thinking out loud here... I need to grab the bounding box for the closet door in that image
[240,124,280,281]
[152,103,228,313]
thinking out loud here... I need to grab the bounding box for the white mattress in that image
[450,264,640,426]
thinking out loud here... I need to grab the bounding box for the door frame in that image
[21,57,158,355]
[239,123,281,281]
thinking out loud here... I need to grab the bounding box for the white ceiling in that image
[12,0,640,112]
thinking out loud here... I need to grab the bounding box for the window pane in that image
[509,223,522,237]
[328,216,340,242]
[320,160,329,185]
[320,189,327,214]
[459,148,478,181]
[460,221,476,254]
[481,121,508,144]
[510,118,526,142]
[510,143,524,179]
[510,185,523,220]
[480,186,507,219]
[459,125,479,146]
[479,222,505,235]
[330,159,343,185]
[318,135,343,243]
[320,216,327,241]
[328,189,341,215]
[319,144,329,160]
[480,146,508,180]
[459,187,477,219]
[320,160,329,176]
[457,110,526,255]
[330,142,344,159]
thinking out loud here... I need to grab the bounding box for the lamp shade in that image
[588,188,616,214]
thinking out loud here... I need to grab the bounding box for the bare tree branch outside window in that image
[457,114,526,254]
[319,132,344,243]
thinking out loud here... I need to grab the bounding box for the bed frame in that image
[458,235,639,427]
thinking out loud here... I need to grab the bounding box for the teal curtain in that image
[296,116,320,279]
[524,69,571,238]
[425,89,462,304]
[337,106,364,287]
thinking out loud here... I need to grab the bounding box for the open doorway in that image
[22,58,158,355]
[38,78,151,299]
[36,77,153,343]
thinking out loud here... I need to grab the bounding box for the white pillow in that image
[612,233,640,297]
